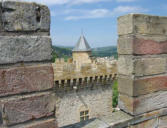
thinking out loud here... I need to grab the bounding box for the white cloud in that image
[112,6,147,13]
[65,9,110,20]
[65,6,147,20]
[117,0,136,2]
[25,0,111,5]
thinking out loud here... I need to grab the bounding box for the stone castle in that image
[0,0,166,128]
[52,33,117,127]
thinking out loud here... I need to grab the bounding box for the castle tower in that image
[72,33,92,69]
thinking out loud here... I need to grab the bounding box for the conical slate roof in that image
[73,34,91,52]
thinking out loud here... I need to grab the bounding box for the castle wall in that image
[55,86,113,127]
[52,52,117,127]
[52,58,117,81]
[0,1,57,128]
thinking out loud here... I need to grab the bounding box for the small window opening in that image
[79,78,82,84]
[84,77,88,83]
[80,110,89,122]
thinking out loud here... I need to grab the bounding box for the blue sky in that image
[28,0,166,47]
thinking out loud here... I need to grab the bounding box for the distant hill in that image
[92,46,117,58]
[52,46,72,62]
[52,45,117,62]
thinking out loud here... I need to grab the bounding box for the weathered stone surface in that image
[119,91,167,115]
[129,119,158,128]
[13,119,57,128]
[66,111,133,128]
[1,1,50,32]
[118,35,133,55]
[56,87,113,127]
[0,64,54,96]
[118,75,134,96]
[118,55,166,76]
[118,14,167,36]
[100,111,133,128]
[118,75,167,96]
[134,57,166,76]
[118,35,167,55]
[0,36,52,64]
[159,115,167,128]
[1,92,55,125]
[118,55,134,75]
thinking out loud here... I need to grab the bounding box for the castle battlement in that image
[52,57,117,81]
[54,73,117,92]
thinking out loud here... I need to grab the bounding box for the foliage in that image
[51,45,118,62]
[92,46,118,59]
[51,46,72,62]
[112,80,118,108]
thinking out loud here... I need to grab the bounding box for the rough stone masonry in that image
[117,14,167,127]
[0,0,57,128]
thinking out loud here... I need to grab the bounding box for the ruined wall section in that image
[117,14,167,127]
[0,1,57,128]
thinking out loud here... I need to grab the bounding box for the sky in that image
[27,0,166,47]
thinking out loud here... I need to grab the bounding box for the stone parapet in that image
[0,1,57,128]
[0,0,50,33]
[118,14,167,36]
[117,13,167,127]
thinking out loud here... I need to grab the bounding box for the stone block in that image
[118,35,167,55]
[118,55,134,76]
[118,14,167,36]
[0,36,52,64]
[0,64,54,97]
[118,55,166,76]
[1,92,55,125]
[1,0,50,32]
[129,119,158,128]
[12,119,57,128]
[159,115,167,128]
[118,75,167,96]
[24,119,57,128]
[119,91,167,115]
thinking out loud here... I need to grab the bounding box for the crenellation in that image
[54,73,116,94]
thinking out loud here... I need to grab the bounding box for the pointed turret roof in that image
[73,34,91,52]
